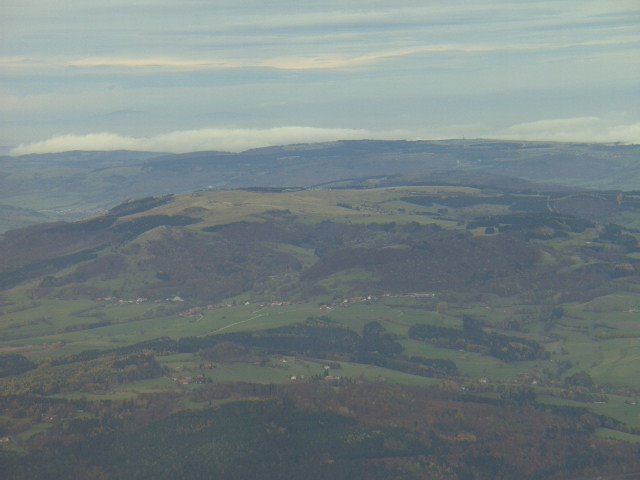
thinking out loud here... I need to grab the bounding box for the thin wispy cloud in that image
[16,35,630,73]
[67,58,243,70]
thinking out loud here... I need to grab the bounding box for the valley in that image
[2,176,640,478]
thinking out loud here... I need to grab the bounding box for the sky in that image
[1,0,639,154]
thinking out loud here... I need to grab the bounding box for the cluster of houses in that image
[319,295,377,311]
[94,296,149,304]
[179,307,204,318]
[95,295,191,304]
[289,374,341,383]
[179,300,292,318]
[382,292,436,299]
[267,300,291,307]
[173,374,208,385]
[319,292,437,311]
[289,365,343,384]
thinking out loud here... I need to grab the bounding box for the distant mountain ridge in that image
[1,139,639,232]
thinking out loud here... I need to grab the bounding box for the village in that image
[93,291,440,321]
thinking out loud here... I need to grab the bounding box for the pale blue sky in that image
[1,0,639,153]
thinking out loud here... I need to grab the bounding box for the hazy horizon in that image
[2,1,639,154]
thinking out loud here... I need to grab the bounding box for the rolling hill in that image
[2,140,639,232]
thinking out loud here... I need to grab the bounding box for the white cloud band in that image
[499,117,640,144]
[10,117,640,156]
[10,127,410,155]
